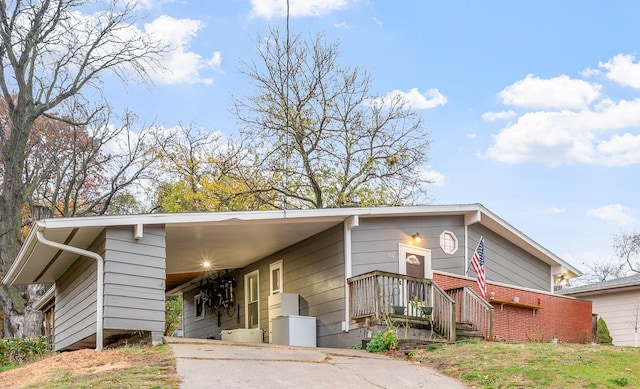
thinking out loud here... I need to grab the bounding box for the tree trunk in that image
[0,109,40,338]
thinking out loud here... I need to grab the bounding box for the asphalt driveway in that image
[166,337,467,388]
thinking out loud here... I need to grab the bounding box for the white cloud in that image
[144,15,220,85]
[580,67,601,78]
[547,207,567,215]
[486,97,640,166]
[595,133,640,166]
[250,0,349,19]
[485,57,640,166]
[598,54,640,88]
[420,168,445,187]
[587,204,636,226]
[136,0,176,10]
[481,110,517,122]
[370,88,447,110]
[498,74,601,110]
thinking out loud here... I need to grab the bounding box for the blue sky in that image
[101,0,640,278]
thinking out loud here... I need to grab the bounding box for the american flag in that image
[470,237,486,298]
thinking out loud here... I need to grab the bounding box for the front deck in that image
[347,271,494,342]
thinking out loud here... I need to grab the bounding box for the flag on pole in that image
[470,237,486,298]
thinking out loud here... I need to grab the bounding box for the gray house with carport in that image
[4,204,584,351]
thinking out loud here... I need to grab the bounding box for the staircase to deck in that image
[347,271,494,345]
[455,322,484,341]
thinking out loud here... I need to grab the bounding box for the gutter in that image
[343,215,359,332]
[35,227,105,351]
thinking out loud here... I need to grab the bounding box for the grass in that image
[41,345,180,389]
[5,339,640,388]
[2,344,181,389]
[408,341,640,388]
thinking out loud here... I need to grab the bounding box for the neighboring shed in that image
[561,273,640,347]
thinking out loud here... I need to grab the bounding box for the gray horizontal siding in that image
[352,216,466,276]
[103,226,166,332]
[183,286,241,339]
[467,225,550,291]
[183,224,346,346]
[54,234,103,351]
[352,216,552,291]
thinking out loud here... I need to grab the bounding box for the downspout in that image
[343,215,359,332]
[35,228,104,351]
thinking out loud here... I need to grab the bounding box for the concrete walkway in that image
[166,337,467,388]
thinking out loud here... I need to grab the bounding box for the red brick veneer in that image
[434,273,592,343]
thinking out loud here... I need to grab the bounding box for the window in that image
[440,230,458,255]
[245,271,259,329]
[194,293,205,321]
[270,260,283,295]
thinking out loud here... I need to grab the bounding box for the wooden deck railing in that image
[432,281,456,342]
[347,270,456,342]
[446,286,494,340]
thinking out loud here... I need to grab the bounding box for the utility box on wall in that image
[271,315,317,347]
[268,293,300,342]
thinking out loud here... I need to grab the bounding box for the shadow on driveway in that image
[166,337,467,388]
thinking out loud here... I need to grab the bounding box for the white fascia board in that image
[16,203,581,279]
[34,285,55,310]
[36,209,353,230]
[32,204,484,231]
[3,222,41,285]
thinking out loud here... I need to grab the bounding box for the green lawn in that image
[407,341,640,388]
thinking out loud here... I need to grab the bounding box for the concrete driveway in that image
[166,337,467,388]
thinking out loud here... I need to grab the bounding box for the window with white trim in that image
[245,271,260,329]
[440,230,458,255]
[194,293,205,321]
[270,260,283,295]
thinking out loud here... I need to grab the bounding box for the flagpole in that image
[466,236,483,277]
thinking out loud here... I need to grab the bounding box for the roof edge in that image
[3,222,42,286]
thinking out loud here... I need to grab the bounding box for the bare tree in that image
[579,258,629,284]
[614,232,640,274]
[30,109,156,217]
[232,27,432,209]
[0,0,165,337]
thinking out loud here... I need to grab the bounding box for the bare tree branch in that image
[232,27,432,209]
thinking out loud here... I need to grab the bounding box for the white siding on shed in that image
[590,291,640,347]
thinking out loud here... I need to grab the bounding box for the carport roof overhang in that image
[3,204,582,288]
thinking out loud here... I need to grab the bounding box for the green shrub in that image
[366,329,398,353]
[596,317,613,345]
[611,377,629,387]
[0,337,50,368]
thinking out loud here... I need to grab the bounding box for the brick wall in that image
[434,273,593,343]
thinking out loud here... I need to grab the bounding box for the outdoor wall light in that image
[556,275,568,286]
[412,233,422,243]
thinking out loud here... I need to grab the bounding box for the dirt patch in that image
[0,347,174,388]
